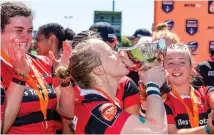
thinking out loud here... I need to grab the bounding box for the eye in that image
[168,62,174,66]
[16,29,23,34]
[28,29,33,34]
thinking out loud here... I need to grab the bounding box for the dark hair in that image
[38,23,76,49]
[57,30,102,89]
[1,1,32,32]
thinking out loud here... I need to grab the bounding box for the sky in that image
[3,0,154,36]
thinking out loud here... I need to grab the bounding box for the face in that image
[164,49,192,86]
[94,39,129,78]
[35,31,52,56]
[1,16,33,53]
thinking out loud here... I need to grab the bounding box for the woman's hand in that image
[49,41,72,69]
[138,65,167,88]
[8,36,30,75]
[208,110,214,134]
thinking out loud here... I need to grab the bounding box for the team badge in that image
[164,20,174,30]
[208,1,214,14]
[100,103,117,121]
[186,20,198,35]
[187,41,198,55]
[162,0,174,13]
[209,41,214,54]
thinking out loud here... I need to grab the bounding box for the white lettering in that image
[178,119,189,126]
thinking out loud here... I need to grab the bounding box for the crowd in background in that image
[1,1,214,134]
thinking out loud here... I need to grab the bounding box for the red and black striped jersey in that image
[73,89,132,134]
[74,76,140,109]
[164,88,213,129]
[1,54,59,134]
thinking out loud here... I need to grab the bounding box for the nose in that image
[173,63,181,71]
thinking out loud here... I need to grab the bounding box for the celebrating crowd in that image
[1,1,214,134]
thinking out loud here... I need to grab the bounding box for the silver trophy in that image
[118,37,170,94]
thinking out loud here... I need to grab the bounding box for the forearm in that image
[208,93,214,110]
[58,85,75,118]
[174,126,207,134]
[145,95,167,132]
[3,82,24,133]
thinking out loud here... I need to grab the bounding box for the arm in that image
[121,66,168,134]
[3,81,25,133]
[207,86,214,110]
[121,95,167,134]
[3,37,30,133]
[168,124,206,134]
[55,84,75,118]
[61,117,73,134]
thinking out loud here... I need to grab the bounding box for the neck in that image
[172,83,190,96]
[94,76,120,101]
[51,46,61,59]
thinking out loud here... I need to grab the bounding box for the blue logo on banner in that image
[208,1,214,14]
[162,0,174,13]
[187,41,198,55]
[186,20,198,35]
[164,20,174,30]
[209,41,214,51]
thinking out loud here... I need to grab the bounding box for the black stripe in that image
[145,83,159,89]
[164,104,173,115]
[207,86,214,94]
[147,91,161,96]
[175,111,209,129]
[12,78,26,86]
[22,85,56,103]
[13,109,56,126]
[1,87,5,105]
[122,79,139,101]
[82,94,108,104]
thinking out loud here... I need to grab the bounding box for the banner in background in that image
[154,0,214,64]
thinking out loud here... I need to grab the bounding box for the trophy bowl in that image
[118,37,170,95]
[118,37,167,70]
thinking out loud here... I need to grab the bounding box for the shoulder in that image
[28,54,52,66]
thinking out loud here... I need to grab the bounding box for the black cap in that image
[89,22,117,42]
[128,28,152,39]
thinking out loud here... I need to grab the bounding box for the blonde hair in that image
[153,23,180,44]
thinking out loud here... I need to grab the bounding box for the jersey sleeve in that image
[1,78,5,120]
[122,78,140,109]
[206,86,214,102]
[85,102,131,134]
[164,103,176,125]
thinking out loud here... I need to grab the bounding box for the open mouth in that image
[19,42,28,48]
[172,73,183,77]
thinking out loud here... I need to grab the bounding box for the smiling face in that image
[164,48,192,86]
[1,16,33,54]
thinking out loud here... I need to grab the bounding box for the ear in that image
[48,34,57,45]
[92,65,104,75]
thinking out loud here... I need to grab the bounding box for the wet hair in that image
[1,1,33,32]
[38,23,76,49]
[57,30,102,89]
[153,23,180,44]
